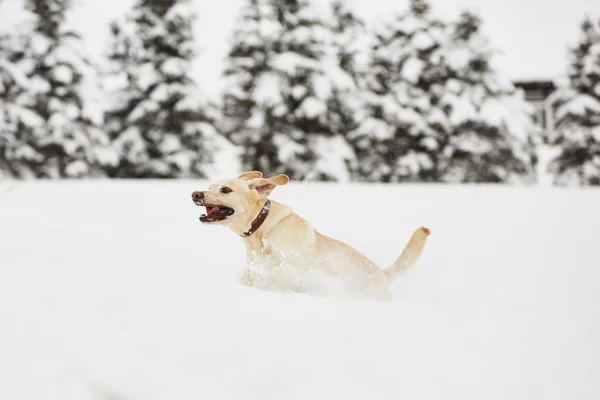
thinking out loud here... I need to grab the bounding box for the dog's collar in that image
[240,199,271,238]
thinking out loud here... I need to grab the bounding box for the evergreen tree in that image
[0,31,31,178]
[223,0,358,181]
[221,0,271,166]
[352,0,446,182]
[435,11,538,183]
[328,0,365,85]
[104,0,234,179]
[547,16,600,186]
[324,0,367,180]
[2,0,108,178]
[355,2,536,183]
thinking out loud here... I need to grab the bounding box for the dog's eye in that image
[220,187,232,194]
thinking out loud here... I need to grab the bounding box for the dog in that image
[191,171,430,301]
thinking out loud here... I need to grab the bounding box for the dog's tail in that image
[384,227,431,282]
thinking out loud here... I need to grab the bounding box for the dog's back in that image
[313,231,393,300]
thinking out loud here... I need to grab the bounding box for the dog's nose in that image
[192,191,205,204]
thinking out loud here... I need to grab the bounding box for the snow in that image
[298,97,326,119]
[446,46,472,70]
[584,42,600,75]
[160,58,187,77]
[13,106,45,128]
[356,116,393,140]
[593,125,600,142]
[52,64,74,84]
[555,92,600,120]
[93,146,119,167]
[0,59,29,88]
[1,181,599,400]
[29,33,51,55]
[165,1,196,21]
[191,123,242,180]
[397,151,433,175]
[272,52,320,76]
[149,83,171,103]
[307,135,355,182]
[253,73,283,107]
[311,73,333,100]
[272,134,306,166]
[159,135,182,154]
[127,99,160,123]
[583,158,600,181]
[136,63,160,92]
[321,61,356,91]
[288,25,320,44]
[291,85,307,99]
[27,75,51,94]
[421,135,440,150]
[412,30,435,50]
[400,57,425,84]
[495,95,538,142]
[453,130,493,154]
[444,93,477,125]
[399,106,427,130]
[113,127,146,163]
[64,159,88,177]
[393,14,423,35]
[246,110,265,129]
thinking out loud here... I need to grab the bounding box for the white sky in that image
[2,0,600,96]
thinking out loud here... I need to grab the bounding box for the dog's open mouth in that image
[199,205,235,223]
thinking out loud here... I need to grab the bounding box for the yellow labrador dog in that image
[191,171,430,301]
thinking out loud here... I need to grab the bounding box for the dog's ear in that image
[268,174,289,186]
[248,177,283,197]
[238,171,263,180]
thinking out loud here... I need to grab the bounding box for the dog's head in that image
[191,171,289,226]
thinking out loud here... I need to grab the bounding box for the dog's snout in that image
[192,191,205,204]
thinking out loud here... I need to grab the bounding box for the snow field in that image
[0,180,599,399]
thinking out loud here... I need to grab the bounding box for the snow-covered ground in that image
[0,180,599,400]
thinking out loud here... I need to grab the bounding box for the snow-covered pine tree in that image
[0,31,30,178]
[323,0,367,180]
[104,0,235,179]
[1,0,108,179]
[221,0,272,170]
[435,11,538,183]
[546,16,600,186]
[328,0,365,85]
[223,0,358,181]
[352,0,446,182]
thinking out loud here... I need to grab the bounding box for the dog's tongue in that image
[206,206,219,215]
